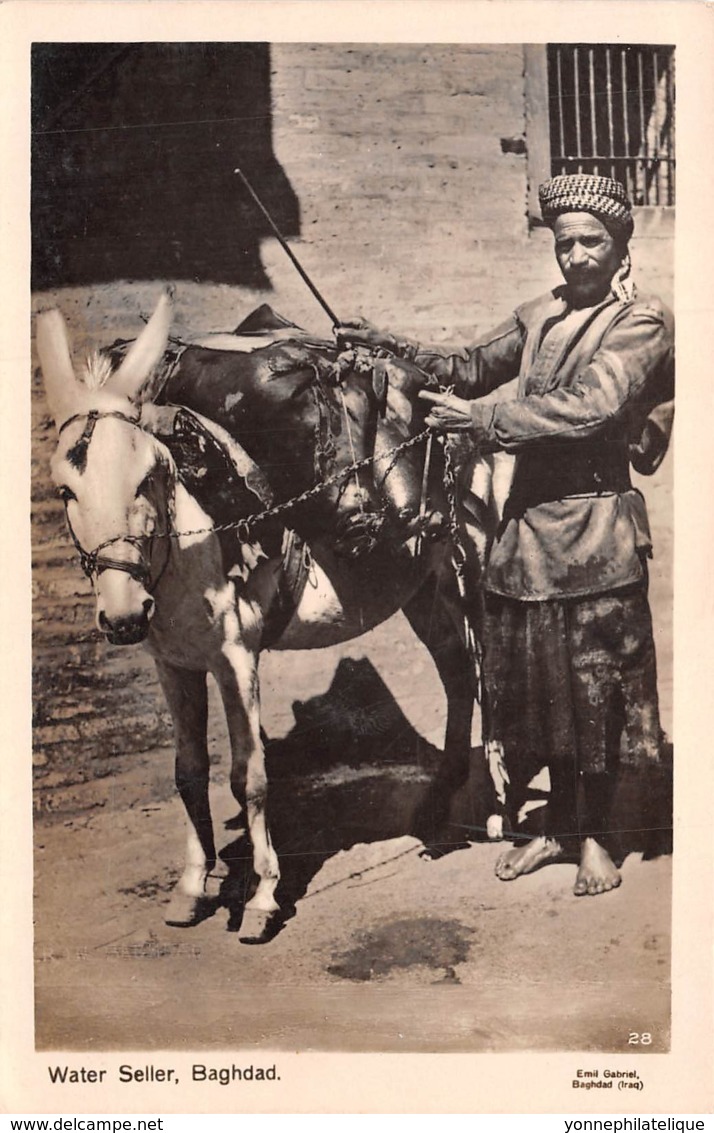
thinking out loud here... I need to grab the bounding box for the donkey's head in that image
[37,289,176,644]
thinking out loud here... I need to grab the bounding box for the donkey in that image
[37,289,490,942]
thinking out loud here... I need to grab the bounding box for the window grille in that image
[547,44,675,206]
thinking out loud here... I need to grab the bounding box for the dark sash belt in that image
[505,446,632,516]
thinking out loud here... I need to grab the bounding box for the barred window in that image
[525,44,675,219]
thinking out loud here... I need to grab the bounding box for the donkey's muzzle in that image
[98,598,154,645]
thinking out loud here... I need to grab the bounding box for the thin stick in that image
[234,166,340,327]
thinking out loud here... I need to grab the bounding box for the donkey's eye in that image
[58,486,76,503]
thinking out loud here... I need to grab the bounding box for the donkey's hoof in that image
[164,891,212,927]
[237,907,280,944]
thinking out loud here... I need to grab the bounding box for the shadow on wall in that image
[32,42,299,289]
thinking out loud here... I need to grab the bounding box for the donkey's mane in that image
[82,350,114,391]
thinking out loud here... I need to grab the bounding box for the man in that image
[337,173,674,896]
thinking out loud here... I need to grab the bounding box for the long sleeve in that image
[395,313,526,397]
[469,301,674,454]
[629,398,674,474]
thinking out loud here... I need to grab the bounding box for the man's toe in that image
[495,855,518,880]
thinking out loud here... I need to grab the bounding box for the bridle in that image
[57,409,172,592]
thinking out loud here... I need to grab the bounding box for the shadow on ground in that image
[211,656,673,938]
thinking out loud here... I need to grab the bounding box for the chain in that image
[156,427,433,543]
[63,403,482,683]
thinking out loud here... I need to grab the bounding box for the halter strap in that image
[59,409,171,592]
[66,522,168,592]
[58,408,141,437]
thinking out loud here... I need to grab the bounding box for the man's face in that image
[553,213,624,307]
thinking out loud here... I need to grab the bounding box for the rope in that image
[414,432,434,557]
[337,386,365,514]
[443,435,482,687]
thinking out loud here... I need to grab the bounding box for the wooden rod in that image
[234,166,340,327]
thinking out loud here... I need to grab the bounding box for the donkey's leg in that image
[154,659,217,927]
[402,569,480,855]
[214,645,281,943]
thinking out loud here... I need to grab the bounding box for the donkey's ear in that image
[109,286,174,402]
[36,308,85,429]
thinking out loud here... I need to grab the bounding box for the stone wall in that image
[266,44,673,336]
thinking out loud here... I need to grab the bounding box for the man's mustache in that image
[567,267,600,280]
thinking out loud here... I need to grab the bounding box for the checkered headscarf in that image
[539,174,634,244]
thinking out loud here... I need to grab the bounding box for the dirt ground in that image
[32,282,674,1054]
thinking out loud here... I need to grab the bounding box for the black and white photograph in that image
[2,0,713,1116]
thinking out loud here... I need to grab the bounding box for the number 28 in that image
[628,1032,652,1045]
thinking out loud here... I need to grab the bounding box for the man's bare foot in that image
[574,837,621,896]
[495,835,563,880]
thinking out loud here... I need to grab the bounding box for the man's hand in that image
[418,389,475,431]
[334,318,397,353]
